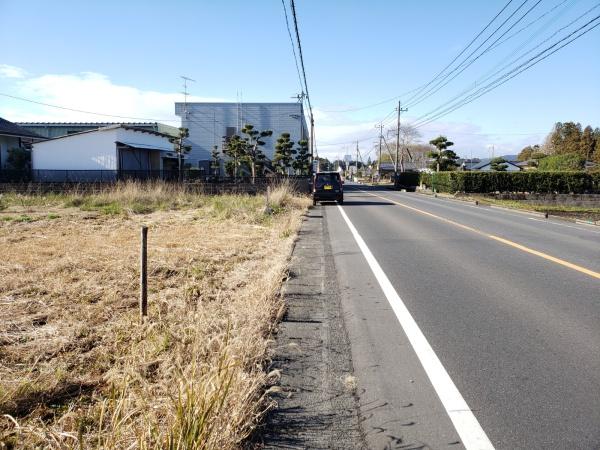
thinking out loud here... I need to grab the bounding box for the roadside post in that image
[140,226,148,322]
[264,185,273,215]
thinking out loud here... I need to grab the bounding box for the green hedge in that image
[420,171,600,194]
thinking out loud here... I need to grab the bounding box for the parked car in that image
[313,171,343,205]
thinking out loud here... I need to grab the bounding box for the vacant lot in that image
[0,182,309,449]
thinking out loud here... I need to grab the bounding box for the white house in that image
[32,125,177,181]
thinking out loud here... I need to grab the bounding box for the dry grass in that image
[0,181,310,449]
[464,195,600,222]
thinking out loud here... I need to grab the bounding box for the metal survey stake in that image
[140,226,148,321]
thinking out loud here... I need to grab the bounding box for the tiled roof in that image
[0,117,44,138]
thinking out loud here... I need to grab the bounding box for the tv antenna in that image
[292,92,306,103]
[181,75,196,115]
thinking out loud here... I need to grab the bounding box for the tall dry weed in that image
[0,186,310,449]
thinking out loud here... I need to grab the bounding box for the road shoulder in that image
[260,208,366,449]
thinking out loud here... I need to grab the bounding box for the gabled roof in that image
[0,117,44,138]
[471,158,521,170]
[35,124,171,142]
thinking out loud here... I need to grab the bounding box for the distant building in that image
[470,157,521,172]
[175,102,308,172]
[32,125,176,181]
[18,122,179,139]
[0,117,44,170]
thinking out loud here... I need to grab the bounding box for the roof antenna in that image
[181,75,196,118]
[292,92,305,103]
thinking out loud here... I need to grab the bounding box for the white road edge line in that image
[527,217,600,234]
[337,204,495,450]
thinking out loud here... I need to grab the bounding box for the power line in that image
[404,0,518,106]
[410,3,600,127]
[486,0,574,54]
[319,86,423,113]
[289,0,315,163]
[280,0,305,95]
[405,0,542,108]
[0,92,178,122]
[411,15,600,129]
[319,1,518,114]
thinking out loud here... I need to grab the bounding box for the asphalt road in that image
[323,184,600,449]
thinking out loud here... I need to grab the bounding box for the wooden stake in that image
[140,226,148,322]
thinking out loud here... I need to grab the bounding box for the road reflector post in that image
[140,226,148,322]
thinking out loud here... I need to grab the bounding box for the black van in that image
[312,171,343,205]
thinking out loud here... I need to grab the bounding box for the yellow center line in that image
[363,191,600,281]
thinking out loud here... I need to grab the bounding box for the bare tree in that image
[385,125,422,171]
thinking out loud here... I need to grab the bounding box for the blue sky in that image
[1,0,599,159]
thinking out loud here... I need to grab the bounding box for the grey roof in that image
[35,124,171,142]
[0,117,44,138]
[470,158,521,170]
[16,121,158,126]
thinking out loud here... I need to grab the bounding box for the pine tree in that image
[222,135,246,181]
[292,139,311,175]
[490,157,508,171]
[169,127,192,181]
[241,124,272,183]
[273,133,296,175]
[210,145,221,177]
[427,136,457,171]
[580,125,595,161]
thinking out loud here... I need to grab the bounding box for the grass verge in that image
[464,195,600,222]
[0,181,310,449]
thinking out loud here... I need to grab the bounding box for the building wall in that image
[32,128,118,170]
[0,136,21,169]
[174,102,308,169]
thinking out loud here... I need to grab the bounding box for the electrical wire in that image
[404,0,543,108]
[404,0,518,106]
[280,0,305,96]
[410,3,600,127]
[321,0,518,114]
[289,0,313,120]
[411,15,600,129]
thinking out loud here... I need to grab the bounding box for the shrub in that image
[420,171,597,194]
[537,153,585,171]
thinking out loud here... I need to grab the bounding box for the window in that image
[225,126,237,137]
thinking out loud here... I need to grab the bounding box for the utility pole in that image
[375,123,384,182]
[355,140,359,181]
[395,101,408,181]
[310,115,315,171]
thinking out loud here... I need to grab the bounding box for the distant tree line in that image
[517,122,600,171]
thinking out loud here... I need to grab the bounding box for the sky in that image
[1,0,599,160]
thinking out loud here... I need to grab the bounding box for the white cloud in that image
[0,66,546,159]
[0,67,227,124]
[0,64,27,79]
